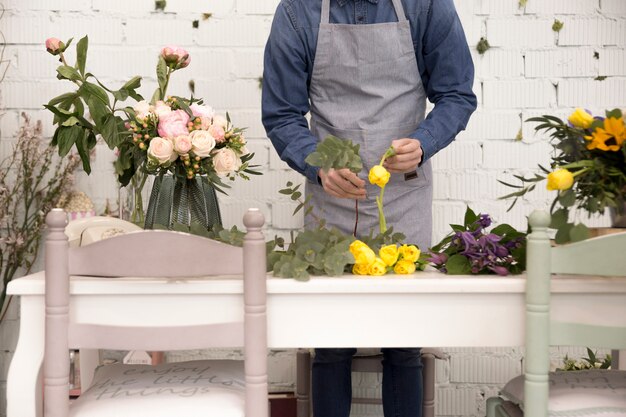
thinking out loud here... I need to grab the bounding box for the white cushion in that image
[500,370,626,417]
[70,360,245,417]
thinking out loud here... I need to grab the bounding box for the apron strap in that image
[390,0,408,22]
[321,0,331,24]
[322,0,408,24]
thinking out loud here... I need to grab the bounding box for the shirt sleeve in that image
[410,0,477,163]
[261,5,320,184]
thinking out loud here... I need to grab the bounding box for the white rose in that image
[147,137,177,165]
[133,100,152,120]
[173,135,192,155]
[212,115,228,129]
[190,104,215,119]
[154,100,172,118]
[189,129,216,158]
[212,148,242,177]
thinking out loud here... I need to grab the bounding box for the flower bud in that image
[568,108,594,129]
[45,38,63,55]
[546,169,574,191]
[160,46,191,70]
[368,165,390,188]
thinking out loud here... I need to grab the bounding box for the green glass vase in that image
[144,175,222,232]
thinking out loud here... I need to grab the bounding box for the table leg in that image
[6,296,45,417]
[79,349,99,390]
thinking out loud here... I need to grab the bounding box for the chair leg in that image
[422,352,435,417]
[296,349,311,417]
[486,397,504,417]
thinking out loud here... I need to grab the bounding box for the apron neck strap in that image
[321,0,408,24]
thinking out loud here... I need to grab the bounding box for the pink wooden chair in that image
[43,207,268,417]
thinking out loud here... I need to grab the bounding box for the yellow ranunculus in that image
[368,165,390,188]
[354,246,376,266]
[398,244,420,263]
[393,259,416,275]
[379,244,399,266]
[546,169,574,191]
[352,262,370,276]
[367,258,387,276]
[349,240,369,257]
[568,108,594,129]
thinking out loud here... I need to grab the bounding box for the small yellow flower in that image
[379,244,399,266]
[398,244,420,263]
[352,263,370,276]
[568,108,594,129]
[349,240,369,257]
[367,258,387,276]
[546,169,574,191]
[585,116,626,151]
[368,165,390,188]
[393,259,416,275]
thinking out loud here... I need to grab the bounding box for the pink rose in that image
[212,115,228,129]
[147,137,177,165]
[45,38,62,55]
[212,148,242,177]
[157,110,190,138]
[173,135,192,155]
[190,104,214,119]
[208,124,226,143]
[199,117,212,130]
[160,46,190,69]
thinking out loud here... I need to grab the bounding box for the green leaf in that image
[61,116,80,127]
[491,224,518,236]
[554,223,574,244]
[122,75,142,91]
[76,35,88,76]
[87,96,109,125]
[57,65,81,81]
[48,92,78,106]
[445,254,472,274]
[569,223,590,242]
[112,88,130,101]
[156,56,168,98]
[549,208,569,229]
[463,206,478,227]
[56,125,83,157]
[76,130,93,174]
[558,189,576,207]
[100,114,120,148]
[80,81,110,107]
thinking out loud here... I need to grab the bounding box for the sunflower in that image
[585,116,626,151]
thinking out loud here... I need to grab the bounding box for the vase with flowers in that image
[500,108,626,243]
[44,36,259,233]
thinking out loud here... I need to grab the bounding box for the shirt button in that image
[357,16,364,22]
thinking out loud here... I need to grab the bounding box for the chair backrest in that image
[43,208,267,417]
[524,210,626,417]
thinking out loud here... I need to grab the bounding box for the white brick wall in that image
[1,0,625,416]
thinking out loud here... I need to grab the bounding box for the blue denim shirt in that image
[262,0,477,183]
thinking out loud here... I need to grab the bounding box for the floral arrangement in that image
[0,114,79,321]
[350,240,428,276]
[500,108,625,243]
[558,348,611,371]
[427,207,526,275]
[44,36,258,192]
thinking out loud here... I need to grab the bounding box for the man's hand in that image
[318,168,366,199]
[384,138,423,173]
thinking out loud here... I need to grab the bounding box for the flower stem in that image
[377,186,387,234]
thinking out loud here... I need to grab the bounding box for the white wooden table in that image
[7,270,626,417]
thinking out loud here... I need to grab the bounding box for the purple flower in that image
[488,265,509,276]
[427,252,448,266]
[477,214,492,229]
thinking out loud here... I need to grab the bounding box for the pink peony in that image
[45,38,62,55]
[189,104,214,119]
[208,124,226,143]
[153,100,172,118]
[160,46,190,69]
[157,110,190,138]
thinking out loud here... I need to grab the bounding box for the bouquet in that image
[427,207,526,276]
[500,108,625,243]
[44,36,258,193]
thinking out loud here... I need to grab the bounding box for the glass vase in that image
[144,175,222,233]
[118,171,150,227]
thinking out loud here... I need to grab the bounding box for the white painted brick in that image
[482,79,556,108]
[0,111,20,139]
[194,79,262,110]
[241,139,270,168]
[436,387,481,416]
[91,0,154,13]
[431,201,467,244]
[232,49,264,79]
[196,17,272,47]
[430,141,483,170]
[272,201,305,229]
[521,109,573,143]
[482,141,553,169]
[227,110,267,139]
[458,14,484,47]
[600,0,626,14]
[473,49,524,79]
[525,47,598,78]
[599,48,626,76]
[487,18,555,48]
[125,18,194,46]
[1,81,67,109]
[2,0,91,11]
[216,198,271,229]
[437,171,505,202]
[558,78,626,107]
[164,0,236,15]
[474,0,523,16]
[450,355,521,384]
[525,0,599,15]
[185,47,236,81]
[558,17,626,46]
[49,16,124,45]
[268,146,291,171]
[238,0,280,15]
[231,169,303,200]
[88,47,160,82]
[457,111,521,141]
[6,47,58,80]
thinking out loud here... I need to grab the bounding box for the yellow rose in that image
[368,165,390,188]
[568,108,594,129]
[352,263,370,276]
[379,244,399,266]
[349,240,369,257]
[398,244,420,263]
[393,259,416,275]
[546,169,574,191]
[367,258,387,276]
[354,247,376,266]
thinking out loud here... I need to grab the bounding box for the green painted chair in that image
[486,210,626,417]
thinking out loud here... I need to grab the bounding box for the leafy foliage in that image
[305,135,363,174]
[558,348,611,371]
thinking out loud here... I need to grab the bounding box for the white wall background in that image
[1,0,625,416]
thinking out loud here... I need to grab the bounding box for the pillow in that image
[500,370,626,417]
[71,360,245,417]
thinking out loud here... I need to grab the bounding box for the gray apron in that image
[306,0,433,249]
